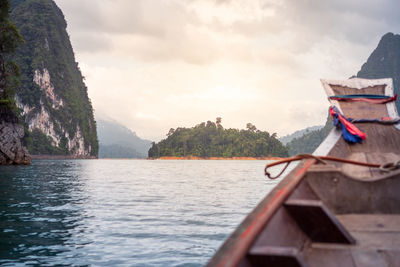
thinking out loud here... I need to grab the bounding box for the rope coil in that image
[265,154,400,179]
[380,160,400,172]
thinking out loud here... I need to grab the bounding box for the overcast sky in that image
[54,0,399,141]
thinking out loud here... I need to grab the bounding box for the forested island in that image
[148,118,288,159]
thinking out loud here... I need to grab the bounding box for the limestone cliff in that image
[0,106,30,164]
[9,0,98,157]
[357,32,400,111]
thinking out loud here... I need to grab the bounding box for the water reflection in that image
[0,159,292,266]
[0,160,90,265]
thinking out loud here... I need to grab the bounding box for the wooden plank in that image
[349,232,400,250]
[336,214,400,232]
[351,250,388,267]
[284,199,355,244]
[206,159,316,267]
[288,180,320,201]
[305,170,400,214]
[307,245,400,266]
[248,246,309,267]
[305,247,355,267]
[339,152,400,179]
[365,152,400,178]
[208,79,400,267]
[340,152,373,179]
[330,84,387,118]
[379,250,400,267]
[323,82,400,172]
[312,219,400,250]
[250,207,309,248]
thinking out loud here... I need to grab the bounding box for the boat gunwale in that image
[207,78,400,267]
[206,158,316,267]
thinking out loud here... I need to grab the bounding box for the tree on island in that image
[167,128,175,137]
[246,123,257,132]
[216,117,223,130]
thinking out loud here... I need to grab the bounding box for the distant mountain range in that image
[279,125,323,145]
[97,119,152,158]
[285,32,400,155]
[286,116,333,156]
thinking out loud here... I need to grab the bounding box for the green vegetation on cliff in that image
[9,0,98,156]
[148,119,288,158]
[286,115,333,156]
[0,0,23,116]
[279,125,323,145]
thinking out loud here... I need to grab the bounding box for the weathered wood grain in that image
[207,79,400,267]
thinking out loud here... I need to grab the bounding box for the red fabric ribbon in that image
[330,107,367,142]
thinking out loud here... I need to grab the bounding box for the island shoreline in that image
[30,155,285,160]
[148,156,285,160]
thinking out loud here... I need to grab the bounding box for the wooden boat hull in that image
[207,78,400,267]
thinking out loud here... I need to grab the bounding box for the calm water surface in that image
[0,160,292,266]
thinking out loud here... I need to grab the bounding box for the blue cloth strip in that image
[348,118,400,124]
[330,94,391,99]
[330,106,365,144]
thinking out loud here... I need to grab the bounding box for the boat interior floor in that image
[242,170,400,267]
[209,80,400,267]
[307,214,400,267]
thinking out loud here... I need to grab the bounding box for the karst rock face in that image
[0,108,31,165]
[357,32,400,111]
[0,122,31,165]
[9,0,98,157]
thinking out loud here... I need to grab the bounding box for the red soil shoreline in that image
[30,155,285,160]
[148,156,285,160]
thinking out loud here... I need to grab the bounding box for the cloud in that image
[53,0,399,140]
[279,0,400,48]
[71,32,113,53]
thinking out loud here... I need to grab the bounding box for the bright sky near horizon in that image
[54,0,400,141]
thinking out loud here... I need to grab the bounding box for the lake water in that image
[0,160,291,266]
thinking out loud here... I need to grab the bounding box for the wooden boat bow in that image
[207,78,400,267]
